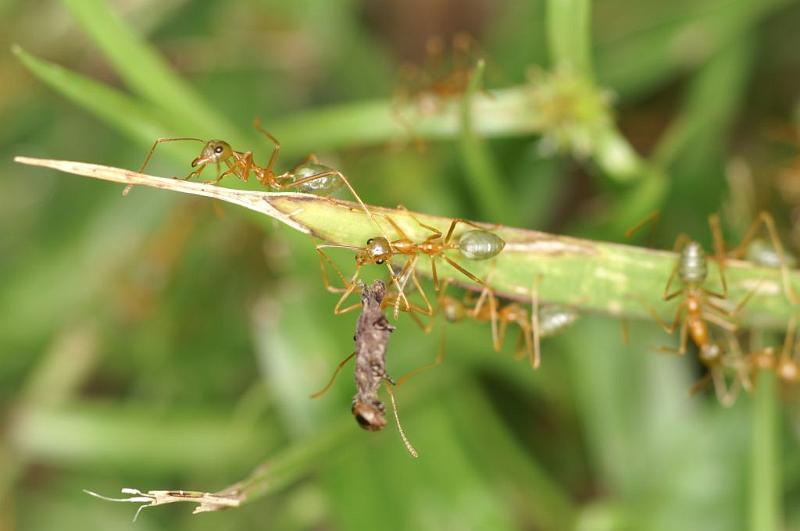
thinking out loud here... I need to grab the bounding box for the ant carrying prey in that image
[316,209,506,320]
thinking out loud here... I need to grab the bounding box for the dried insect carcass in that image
[311,280,418,457]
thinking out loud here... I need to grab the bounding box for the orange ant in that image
[646,220,759,360]
[393,32,489,148]
[315,210,505,320]
[124,119,374,220]
[392,277,578,384]
[729,318,800,392]
[710,212,799,304]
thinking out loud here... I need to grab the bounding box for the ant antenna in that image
[383,380,418,458]
[124,137,206,196]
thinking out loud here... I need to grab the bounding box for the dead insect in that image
[310,280,418,457]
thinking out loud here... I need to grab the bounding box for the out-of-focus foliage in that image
[2,1,800,530]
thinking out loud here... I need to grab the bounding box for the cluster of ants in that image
[128,35,800,456]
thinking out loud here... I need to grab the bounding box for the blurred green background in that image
[2,0,800,530]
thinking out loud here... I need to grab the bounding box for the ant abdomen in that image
[679,241,708,285]
[287,161,342,194]
[458,230,505,260]
[537,305,579,337]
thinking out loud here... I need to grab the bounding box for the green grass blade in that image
[546,0,593,77]
[751,370,781,530]
[60,0,240,141]
[458,60,510,222]
[15,156,800,331]
[13,45,167,144]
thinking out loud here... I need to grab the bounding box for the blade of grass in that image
[13,45,167,144]
[751,369,781,530]
[60,0,240,141]
[14,156,800,331]
[546,0,593,77]
[458,60,509,222]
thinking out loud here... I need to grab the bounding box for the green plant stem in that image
[546,0,593,77]
[458,60,509,222]
[751,369,781,530]
[14,156,800,332]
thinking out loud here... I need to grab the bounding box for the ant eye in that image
[376,259,384,265]
[367,238,374,245]
[353,335,357,341]
[214,146,224,154]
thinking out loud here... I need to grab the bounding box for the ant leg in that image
[624,211,660,239]
[396,328,447,387]
[390,256,417,319]
[315,246,363,314]
[704,277,763,317]
[730,212,799,304]
[440,255,499,341]
[124,137,206,195]
[495,315,510,353]
[382,381,418,458]
[429,256,440,291]
[637,296,683,335]
[688,373,712,397]
[531,275,542,369]
[309,352,356,399]
[400,209,443,241]
[701,311,737,332]
[711,368,738,407]
[779,316,797,362]
[408,268,434,316]
[708,214,729,298]
[315,246,354,293]
[663,234,692,299]
[279,170,386,240]
[443,218,496,245]
[252,118,281,173]
[179,163,208,181]
[620,318,630,346]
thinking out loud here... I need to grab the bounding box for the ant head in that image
[192,140,232,167]
[352,399,386,431]
[356,237,392,265]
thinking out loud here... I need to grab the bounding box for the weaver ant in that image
[124,119,373,218]
[393,32,489,148]
[729,318,800,392]
[392,277,578,384]
[643,218,761,361]
[710,212,799,304]
[316,209,505,320]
